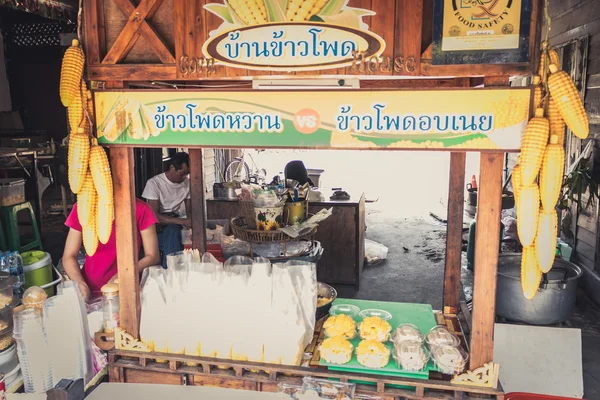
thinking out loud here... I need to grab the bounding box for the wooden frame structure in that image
[81,0,543,397]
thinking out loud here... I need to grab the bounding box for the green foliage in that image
[558,157,600,213]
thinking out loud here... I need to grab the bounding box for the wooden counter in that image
[206,194,365,288]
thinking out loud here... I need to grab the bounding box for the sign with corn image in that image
[514,42,588,300]
[94,88,530,150]
[200,0,385,71]
[60,39,115,257]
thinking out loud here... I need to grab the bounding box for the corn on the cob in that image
[228,0,268,25]
[532,75,544,109]
[536,210,557,273]
[60,39,85,107]
[83,217,98,256]
[286,0,330,21]
[521,244,542,300]
[548,64,589,139]
[89,139,113,202]
[512,161,522,205]
[520,108,550,186]
[98,97,140,142]
[539,42,561,78]
[67,82,84,131]
[517,184,540,247]
[77,172,97,228]
[96,196,114,244]
[68,128,90,194]
[539,134,564,211]
[548,96,565,147]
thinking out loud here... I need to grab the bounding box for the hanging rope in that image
[542,0,551,116]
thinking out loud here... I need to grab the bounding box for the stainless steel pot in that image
[496,253,582,325]
[316,282,337,320]
[213,183,238,201]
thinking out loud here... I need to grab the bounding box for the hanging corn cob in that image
[521,244,542,300]
[517,184,540,247]
[77,172,97,228]
[532,75,543,109]
[547,97,566,147]
[548,64,589,139]
[83,217,98,256]
[68,128,90,194]
[84,82,94,134]
[60,39,85,107]
[539,134,564,211]
[67,82,84,131]
[89,139,114,202]
[96,196,114,244]
[539,42,561,79]
[520,108,550,187]
[512,161,522,205]
[536,210,557,273]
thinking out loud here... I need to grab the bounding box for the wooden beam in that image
[102,0,165,64]
[189,149,207,253]
[89,64,177,81]
[443,152,466,314]
[395,0,423,76]
[420,61,531,77]
[111,145,141,339]
[83,0,101,65]
[469,152,504,369]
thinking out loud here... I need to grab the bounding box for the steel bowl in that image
[316,282,337,320]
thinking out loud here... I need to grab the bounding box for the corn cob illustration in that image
[536,210,557,274]
[517,184,540,247]
[521,244,541,300]
[548,64,589,139]
[532,75,543,109]
[89,139,113,202]
[98,97,140,142]
[520,108,550,187]
[539,134,564,212]
[140,104,161,137]
[228,0,268,24]
[539,42,561,79]
[96,196,114,244]
[68,128,90,194]
[83,217,98,256]
[128,110,148,140]
[548,96,565,147]
[286,0,329,21]
[60,39,85,107]
[77,172,97,228]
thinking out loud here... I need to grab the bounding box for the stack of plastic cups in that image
[13,308,53,393]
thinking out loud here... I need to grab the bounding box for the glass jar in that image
[101,283,119,333]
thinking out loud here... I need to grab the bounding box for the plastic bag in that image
[224,256,252,361]
[246,258,272,363]
[139,267,168,353]
[365,239,389,266]
[197,253,223,358]
[280,208,333,238]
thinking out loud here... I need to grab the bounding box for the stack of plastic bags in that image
[139,251,317,366]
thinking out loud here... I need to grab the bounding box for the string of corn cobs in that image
[60,39,114,256]
[515,41,588,299]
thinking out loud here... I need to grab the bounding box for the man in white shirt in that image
[142,152,191,268]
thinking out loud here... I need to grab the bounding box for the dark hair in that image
[167,152,189,171]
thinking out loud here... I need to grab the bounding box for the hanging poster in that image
[94,88,531,151]
[432,0,533,65]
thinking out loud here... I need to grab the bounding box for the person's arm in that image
[138,224,160,272]
[147,199,190,227]
[62,228,91,302]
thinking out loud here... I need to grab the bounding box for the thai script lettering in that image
[153,104,283,133]
[336,104,494,133]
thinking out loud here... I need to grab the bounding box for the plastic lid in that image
[22,287,48,309]
[101,283,119,295]
[359,309,392,320]
[329,304,360,318]
[20,251,51,273]
[425,325,461,347]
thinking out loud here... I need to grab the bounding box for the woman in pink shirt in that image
[62,199,160,302]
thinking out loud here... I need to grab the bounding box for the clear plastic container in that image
[0,179,25,206]
[0,273,16,309]
[101,283,120,333]
[430,345,469,375]
[425,325,460,348]
[319,336,353,365]
[359,309,392,320]
[323,314,357,340]
[355,340,391,369]
[392,323,423,344]
[358,316,392,342]
[329,304,360,319]
[302,377,356,400]
[392,340,429,372]
[22,287,47,310]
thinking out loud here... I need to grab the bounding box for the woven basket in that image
[230,217,316,244]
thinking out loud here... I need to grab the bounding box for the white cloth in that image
[142,173,190,217]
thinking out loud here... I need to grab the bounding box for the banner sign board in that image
[94,89,530,151]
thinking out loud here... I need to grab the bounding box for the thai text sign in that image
[94,89,530,151]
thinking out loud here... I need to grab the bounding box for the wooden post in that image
[443,152,466,314]
[111,146,141,338]
[189,149,207,252]
[469,152,504,369]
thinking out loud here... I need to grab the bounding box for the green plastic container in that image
[21,251,54,296]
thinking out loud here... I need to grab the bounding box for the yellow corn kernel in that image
[77,172,97,228]
[96,196,114,245]
[539,134,564,211]
[536,210,557,273]
[520,108,550,187]
[539,42,561,79]
[286,0,327,21]
[89,139,113,202]
[67,83,84,131]
[521,244,542,300]
[548,64,589,139]
[517,184,540,247]
[228,0,267,25]
[512,161,522,205]
[548,97,565,147]
[83,217,98,257]
[60,39,85,107]
[68,128,90,194]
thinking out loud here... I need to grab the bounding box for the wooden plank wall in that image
[549,0,600,273]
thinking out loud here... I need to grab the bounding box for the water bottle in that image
[7,252,24,296]
[12,252,25,295]
[0,254,7,274]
